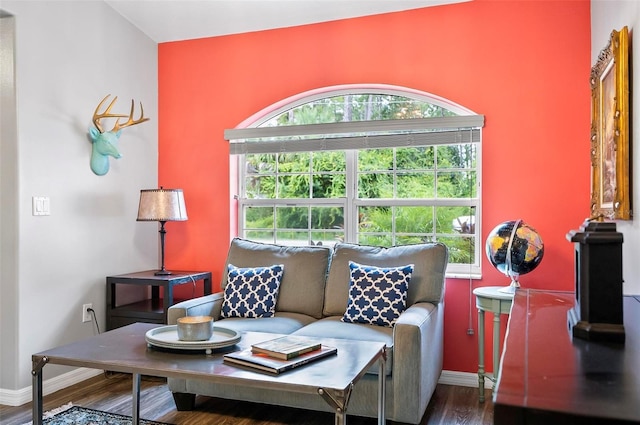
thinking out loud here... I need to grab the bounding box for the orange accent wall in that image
[159,0,591,374]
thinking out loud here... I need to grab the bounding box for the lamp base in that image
[154,269,173,276]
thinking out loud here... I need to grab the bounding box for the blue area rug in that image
[34,405,172,425]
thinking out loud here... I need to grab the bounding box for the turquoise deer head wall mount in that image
[88,94,150,176]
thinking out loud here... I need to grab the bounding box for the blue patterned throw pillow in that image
[342,261,413,327]
[221,264,284,318]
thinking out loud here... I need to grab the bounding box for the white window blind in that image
[225,115,484,154]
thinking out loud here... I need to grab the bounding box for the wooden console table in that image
[494,289,640,424]
[106,270,212,330]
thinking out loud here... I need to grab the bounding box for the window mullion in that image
[308,152,313,199]
[355,198,478,207]
[345,150,358,243]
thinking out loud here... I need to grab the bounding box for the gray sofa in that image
[167,238,448,424]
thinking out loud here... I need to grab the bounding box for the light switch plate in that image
[32,197,50,216]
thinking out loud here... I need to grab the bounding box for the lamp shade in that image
[137,188,188,222]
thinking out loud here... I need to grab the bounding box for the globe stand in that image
[499,279,520,294]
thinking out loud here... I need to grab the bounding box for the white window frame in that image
[226,85,483,278]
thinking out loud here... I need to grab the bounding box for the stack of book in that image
[223,335,337,374]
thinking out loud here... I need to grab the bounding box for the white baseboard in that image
[1,368,487,407]
[438,369,493,389]
[0,368,103,407]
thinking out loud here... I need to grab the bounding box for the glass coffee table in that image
[32,323,386,425]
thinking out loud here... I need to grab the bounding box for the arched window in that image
[226,85,484,277]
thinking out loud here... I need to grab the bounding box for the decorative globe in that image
[485,219,544,291]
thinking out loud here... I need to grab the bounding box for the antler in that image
[93,95,128,133]
[92,94,150,133]
[112,99,150,132]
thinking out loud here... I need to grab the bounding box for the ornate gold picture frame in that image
[590,26,631,220]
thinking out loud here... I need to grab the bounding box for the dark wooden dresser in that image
[494,289,640,424]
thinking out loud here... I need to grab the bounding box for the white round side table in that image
[473,286,515,402]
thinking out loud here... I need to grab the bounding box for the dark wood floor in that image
[0,373,493,425]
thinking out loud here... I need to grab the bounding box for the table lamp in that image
[137,187,188,275]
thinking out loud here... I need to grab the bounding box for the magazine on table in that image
[250,335,322,360]
[224,344,337,374]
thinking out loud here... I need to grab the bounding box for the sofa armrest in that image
[391,301,444,424]
[167,292,224,325]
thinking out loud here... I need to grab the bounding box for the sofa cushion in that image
[291,316,394,376]
[342,261,413,327]
[221,264,283,318]
[215,312,317,335]
[324,242,448,317]
[222,238,331,319]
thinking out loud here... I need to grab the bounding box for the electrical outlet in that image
[82,303,93,322]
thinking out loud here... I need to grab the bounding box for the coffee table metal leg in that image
[318,387,349,425]
[378,351,386,425]
[31,356,48,425]
[132,373,141,424]
[321,348,386,425]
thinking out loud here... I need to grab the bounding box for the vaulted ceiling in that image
[105,0,469,43]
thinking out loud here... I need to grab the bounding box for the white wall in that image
[0,12,19,398]
[591,0,640,295]
[0,0,158,397]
